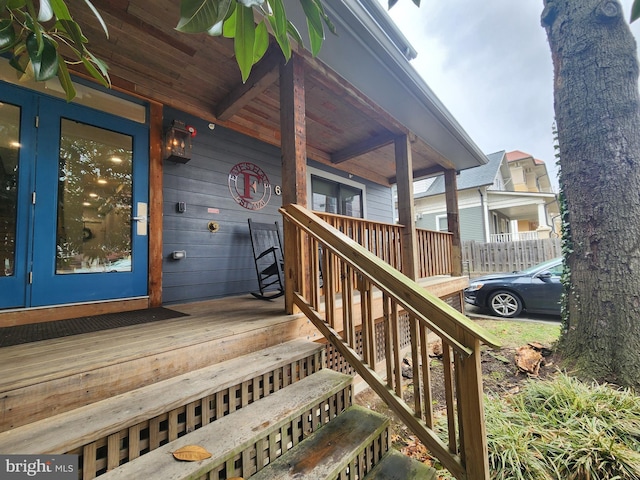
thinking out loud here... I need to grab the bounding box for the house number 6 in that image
[275,185,282,196]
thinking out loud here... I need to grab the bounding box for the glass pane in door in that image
[0,103,21,277]
[56,119,133,274]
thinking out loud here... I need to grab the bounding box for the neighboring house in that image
[414,150,559,242]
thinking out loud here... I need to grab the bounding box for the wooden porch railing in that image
[316,212,454,279]
[281,204,501,480]
[417,228,453,277]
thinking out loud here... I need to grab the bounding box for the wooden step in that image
[0,340,328,479]
[250,405,389,480]
[0,305,316,432]
[98,368,353,480]
[364,449,437,480]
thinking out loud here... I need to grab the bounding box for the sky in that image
[376,0,640,192]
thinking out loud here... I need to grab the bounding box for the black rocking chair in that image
[248,219,285,300]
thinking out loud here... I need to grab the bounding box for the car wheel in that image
[488,290,523,318]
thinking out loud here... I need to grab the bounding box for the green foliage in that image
[0,0,109,100]
[175,0,335,82]
[552,121,572,337]
[484,374,640,479]
[632,0,640,22]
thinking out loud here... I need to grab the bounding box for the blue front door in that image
[0,83,149,309]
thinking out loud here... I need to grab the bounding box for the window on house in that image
[436,215,449,232]
[311,175,363,218]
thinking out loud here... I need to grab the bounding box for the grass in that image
[474,319,561,349]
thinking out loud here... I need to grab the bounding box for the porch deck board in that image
[0,296,293,391]
[0,296,323,432]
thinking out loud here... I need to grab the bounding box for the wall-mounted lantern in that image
[164,120,192,163]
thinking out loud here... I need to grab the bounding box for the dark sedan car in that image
[464,258,563,318]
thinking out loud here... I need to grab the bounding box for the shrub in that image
[484,373,640,480]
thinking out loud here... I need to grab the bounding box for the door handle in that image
[134,202,148,236]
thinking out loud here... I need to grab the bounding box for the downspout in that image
[478,187,490,243]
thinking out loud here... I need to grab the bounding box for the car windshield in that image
[518,258,562,275]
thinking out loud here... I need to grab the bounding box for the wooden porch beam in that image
[389,164,447,185]
[280,53,308,314]
[215,47,283,121]
[331,131,395,164]
[444,169,463,276]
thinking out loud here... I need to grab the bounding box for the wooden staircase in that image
[0,337,435,479]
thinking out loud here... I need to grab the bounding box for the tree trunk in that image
[542,0,640,387]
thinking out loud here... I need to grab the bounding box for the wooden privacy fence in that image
[281,204,501,480]
[462,238,562,275]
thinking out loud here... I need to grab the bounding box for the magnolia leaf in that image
[253,20,268,63]
[7,0,27,8]
[266,0,287,39]
[26,33,59,81]
[311,0,335,35]
[267,0,290,59]
[56,19,86,55]
[412,0,420,6]
[56,56,76,101]
[10,50,28,74]
[172,445,212,462]
[49,0,72,20]
[307,17,323,56]
[235,3,255,82]
[388,0,398,8]
[82,0,109,38]
[38,0,54,22]
[299,0,323,40]
[286,20,302,48]
[223,6,236,38]
[81,56,109,88]
[177,0,232,34]
[0,19,16,52]
[632,0,640,22]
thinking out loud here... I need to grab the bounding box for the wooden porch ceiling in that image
[73,0,455,187]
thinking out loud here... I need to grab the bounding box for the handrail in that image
[280,204,501,480]
[287,206,500,350]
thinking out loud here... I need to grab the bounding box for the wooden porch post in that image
[457,332,491,479]
[444,169,463,276]
[148,101,164,307]
[280,54,308,314]
[394,134,418,281]
[395,135,423,413]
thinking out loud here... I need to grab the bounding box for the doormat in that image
[0,307,189,347]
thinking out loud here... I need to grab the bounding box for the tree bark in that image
[542,0,640,387]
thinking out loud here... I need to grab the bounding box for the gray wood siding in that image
[162,110,394,304]
[417,206,485,242]
[162,109,284,304]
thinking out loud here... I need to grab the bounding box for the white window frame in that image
[435,213,448,232]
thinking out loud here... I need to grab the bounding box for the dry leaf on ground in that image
[172,445,212,462]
